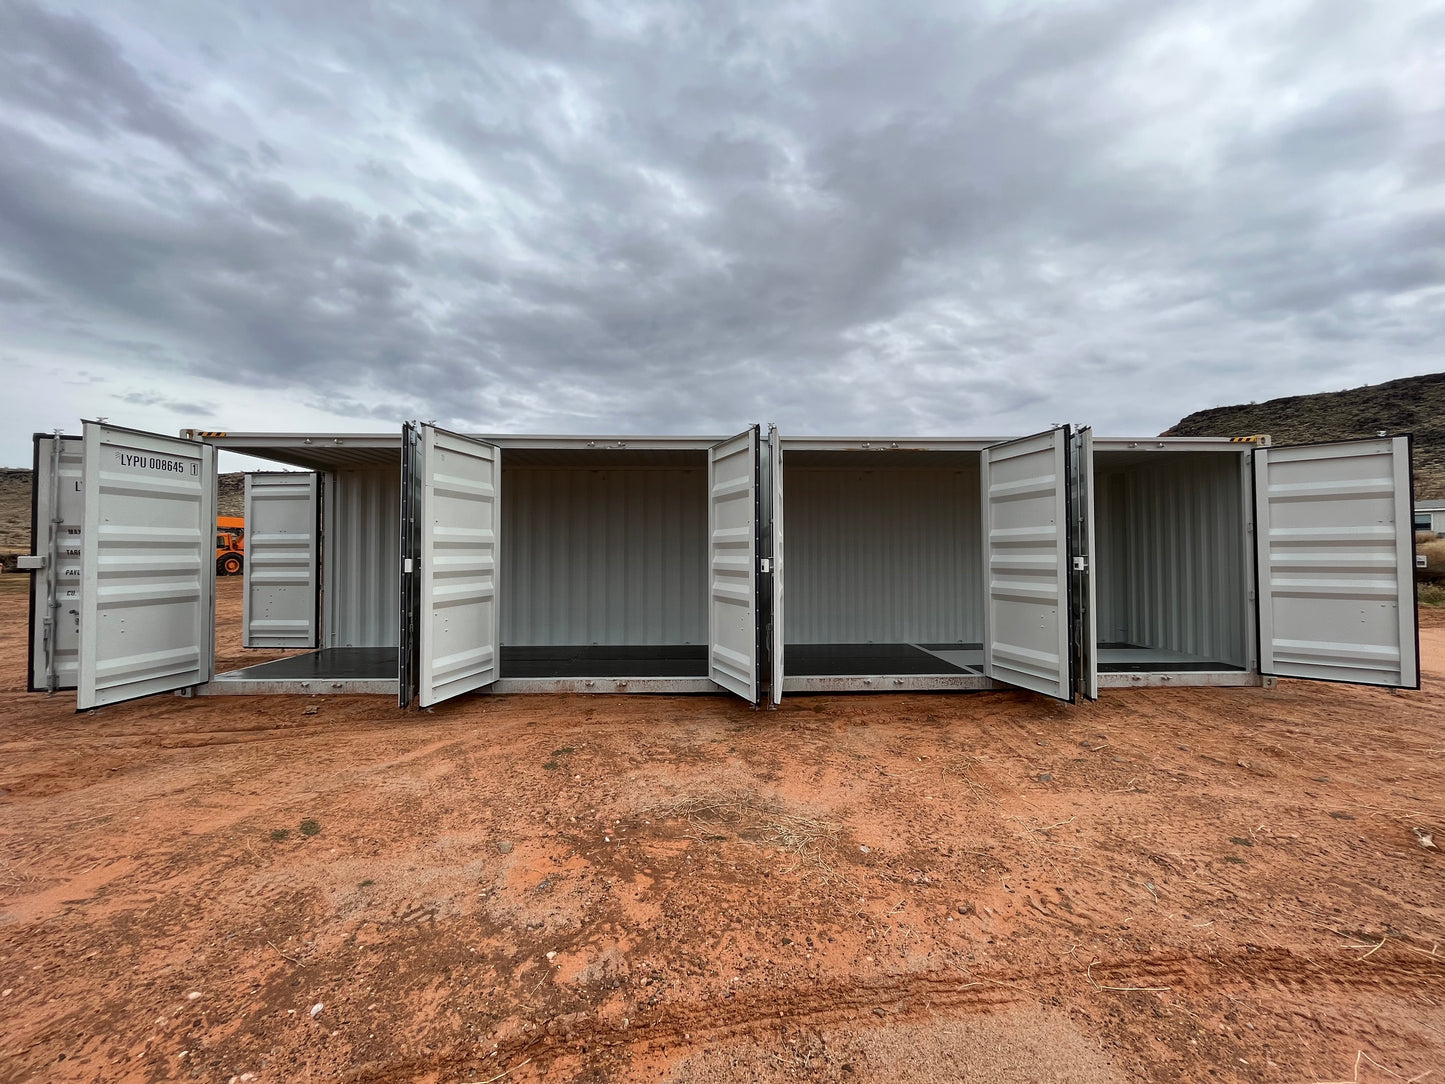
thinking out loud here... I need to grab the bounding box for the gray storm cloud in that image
[0,0,1441,456]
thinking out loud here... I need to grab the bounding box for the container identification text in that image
[113,450,195,475]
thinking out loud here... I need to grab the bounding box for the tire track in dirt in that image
[336,946,1445,1083]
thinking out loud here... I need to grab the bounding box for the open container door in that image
[981,427,1074,701]
[1069,426,1098,701]
[77,422,215,709]
[708,427,761,703]
[1254,436,1418,688]
[412,424,501,708]
[25,434,83,692]
[242,473,319,649]
[768,425,785,706]
[398,424,420,707]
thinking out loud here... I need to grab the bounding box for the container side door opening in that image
[77,422,216,709]
[981,427,1074,701]
[412,424,501,707]
[708,427,761,703]
[1254,436,1418,688]
[242,473,319,649]
[26,434,84,692]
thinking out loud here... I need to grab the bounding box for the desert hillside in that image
[1165,371,1445,497]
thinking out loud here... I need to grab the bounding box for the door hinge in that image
[759,557,772,573]
[16,555,46,570]
[403,557,415,574]
[1072,556,1088,572]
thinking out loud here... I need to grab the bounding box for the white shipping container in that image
[20,421,1419,710]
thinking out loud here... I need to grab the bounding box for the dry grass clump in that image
[0,857,36,889]
[1418,537,1445,563]
[1417,539,1445,587]
[644,791,843,875]
[1418,583,1445,607]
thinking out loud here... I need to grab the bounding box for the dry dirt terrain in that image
[1,574,1443,1083]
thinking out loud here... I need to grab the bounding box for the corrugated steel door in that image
[708,427,760,703]
[415,425,501,707]
[768,425,785,706]
[1254,436,1418,688]
[982,427,1073,701]
[77,422,215,709]
[1069,427,1098,701]
[27,434,83,692]
[242,472,319,649]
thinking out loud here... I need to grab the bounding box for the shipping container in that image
[1089,438,1256,688]
[22,422,1419,710]
[772,436,993,695]
[769,430,1418,699]
[771,427,1086,701]
[44,423,768,706]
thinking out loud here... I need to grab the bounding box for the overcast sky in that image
[1,0,1442,466]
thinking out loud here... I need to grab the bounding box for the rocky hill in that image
[1164,372,1445,497]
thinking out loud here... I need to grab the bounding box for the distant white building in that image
[1417,499,1445,535]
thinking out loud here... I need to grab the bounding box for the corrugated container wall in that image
[1094,453,1246,667]
[501,464,708,645]
[784,465,983,644]
[324,469,400,649]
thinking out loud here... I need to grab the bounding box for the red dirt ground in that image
[1,574,1443,1083]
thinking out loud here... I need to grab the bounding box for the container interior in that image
[324,468,401,651]
[783,450,983,677]
[209,441,1255,688]
[219,451,713,683]
[215,465,402,683]
[1093,450,1248,672]
[500,449,710,677]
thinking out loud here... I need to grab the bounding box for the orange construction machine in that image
[216,516,245,575]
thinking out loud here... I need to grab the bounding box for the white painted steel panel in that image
[200,676,399,696]
[78,422,215,709]
[708,428,759,702]
[242,473,318,648]
[324,470,400,648]
[982,429,1071,701]
[501,463,706,645]
[1255,437,1418,688]
[490,677,716,695]
[769,426,784,706]
[1070,428,1097,701]
[28,435,83,692]
[783,465,981,643]
[417,425,500,706]
[1098,671,1263,689]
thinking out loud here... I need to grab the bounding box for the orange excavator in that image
[216,516,245,575]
